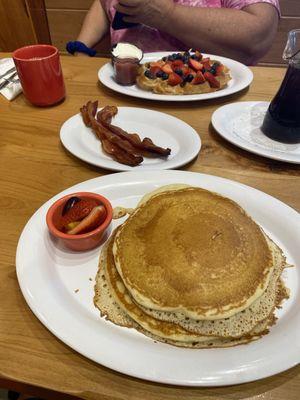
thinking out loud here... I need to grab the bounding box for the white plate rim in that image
[211,101,300,164]
[60,107,201,171]
[16,170,300,387]
[98,52,253,102]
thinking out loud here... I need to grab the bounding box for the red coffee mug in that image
[13,44,65,106]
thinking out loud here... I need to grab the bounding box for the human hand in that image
[114,0,175,30]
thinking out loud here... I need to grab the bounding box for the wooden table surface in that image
[0,53,299,400]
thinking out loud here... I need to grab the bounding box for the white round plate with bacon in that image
[60,101,201,171]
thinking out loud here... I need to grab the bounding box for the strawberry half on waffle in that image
[136,50,231,95]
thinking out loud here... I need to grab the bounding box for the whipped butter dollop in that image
[111,43,143,60]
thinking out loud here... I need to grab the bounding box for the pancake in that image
[137,184,192,207]
[113,187,274,320]
[94,234,288,347]
[104,231,215,342]
[94,185,289,348]
[138,236,287,338]
[143,314,276,349]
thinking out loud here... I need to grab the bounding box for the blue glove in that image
[66,41,97,57]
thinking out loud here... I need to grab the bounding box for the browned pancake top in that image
[113,188,274,319]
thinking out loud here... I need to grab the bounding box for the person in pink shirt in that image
[75,0,279,64]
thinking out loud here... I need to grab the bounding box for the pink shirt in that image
[102,0,280,52]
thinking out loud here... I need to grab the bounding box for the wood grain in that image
[260,16,299,65]
[45,0,94,9]
[0,53,299,400]
[26,0,51,44]
[47,9,111,55]
[46,9,87,50]
[0,0,37,52]
[280,0,300,17]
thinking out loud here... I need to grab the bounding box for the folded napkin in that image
[0,58,22,101]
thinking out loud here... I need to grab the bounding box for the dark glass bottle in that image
[261,29,300,144]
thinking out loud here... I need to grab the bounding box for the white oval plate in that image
[16,171,300,386]
[98,52,253,102]
[60,107,201,171]
[212,101,300,164]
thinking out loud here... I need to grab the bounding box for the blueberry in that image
[145,70,155,79]
[156,70,164,78]
[183,51,190,57]
[174,69,183,76]
[185,74,194,83]
[210,67,216,75]
[161,72,169,80]
[167,54,176,61]
[162,56,167,61]
[191,54,200,61]
[212,62,220,68]
[62,196,81,216]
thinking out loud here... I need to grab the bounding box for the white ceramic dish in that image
[16,171,300,386]
[60,107,201,171]
[98,52,253,102]
[212,101,300,164]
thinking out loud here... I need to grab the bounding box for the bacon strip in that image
[97,106,171,157]
[101,139,143,166]
[80,101,171,166]
[80,101,143,166]
[87,102,144,158]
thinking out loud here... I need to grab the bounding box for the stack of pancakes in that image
[94,186,289,348]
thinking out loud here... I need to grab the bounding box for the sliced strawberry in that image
[202,57,211,70]
[150,61,164,67]
[181,65,190,76]
[191,71,205,85]
[203,62,211,70]
[150,66,162,76]
[189,58,203,71]
[204,71,220,88]
[168,72,183,86]
[162,64,173,74]
[172,60,184,68]
[67,205,107,235]
[61,199,99,229]
[188,68,197,77]
[215,64,224,76]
